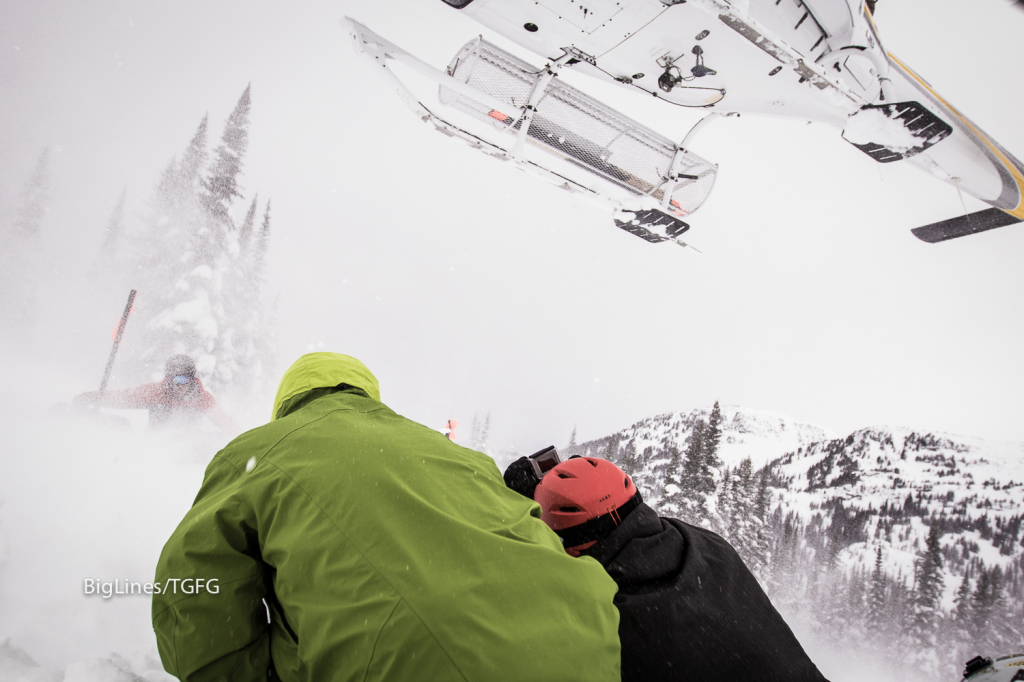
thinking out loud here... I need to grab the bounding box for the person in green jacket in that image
[152,352,621,681]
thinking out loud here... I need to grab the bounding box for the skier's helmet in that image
[164,354,196,380]
[533,457,641,556]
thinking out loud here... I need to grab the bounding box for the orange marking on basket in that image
[488,110,511,123]
[669,199,689,217]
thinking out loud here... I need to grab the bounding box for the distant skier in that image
[152,352,621,681]
[73,354,238,433]
[504,454,831,682]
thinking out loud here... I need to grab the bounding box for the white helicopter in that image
[346,0,1023,247]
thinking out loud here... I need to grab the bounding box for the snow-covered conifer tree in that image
[1,148,50,337]
[867,545,888,639]
[970,567,994,642]
[134,86,266,395]
[134,114,211,379]
[479,413,491,452]
[237,195,258,253]
[703,401,724,476]
[658,444,684,511]
[674,418,710,523]
[619,441,639,477]
[231,199,277,401]
[725,457,757,555]
[602,433,621,465]
[202,84,250,226]
[909,524,945,671]
[744,466,772,579]
[469,415,481,449]
[97,188,127,260]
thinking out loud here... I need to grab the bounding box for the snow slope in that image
[3,365,1021,681]
[0,357,220,679]
[769,425,1024,609]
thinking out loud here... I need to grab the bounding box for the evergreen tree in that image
[602,434,621,465]
[715,465,733,535]
[659,444,684,512]
[620,441,639,476]
[568,425,577,448]
[237,195,258,253]
[11,148,50,240]
[867,545,888,640]
[952,568,972,626]
[886,571,912,660]
[469,415,481,449]
[1,148,50,335]
[748,468,773,580]
[97,188,127,259]
[970,568,993,641]
[199,87,253,389]
[763,505,786,597]
[703,401,724,474]
[910,524,945,666]
[129,87,274,400]
[202,85,250,226]
[479,413,491,452]
[986,566,1015,653]
[845,565,870,642]
[675,418,712,524]
[89,188,133,312]
[133,116,210,380]
[719,460,763,565]
[681,419,706,490]
[83,85,279,416]
[949,568,974,669]
[230,198,276,401]
[767,508,804,607]
[251,200,272,287]
[179,115,209,194]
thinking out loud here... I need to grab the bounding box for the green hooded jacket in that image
[152,353,620,681]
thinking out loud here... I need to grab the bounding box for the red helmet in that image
[534,457,641,556]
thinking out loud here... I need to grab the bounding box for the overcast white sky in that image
[2,0,1023,452]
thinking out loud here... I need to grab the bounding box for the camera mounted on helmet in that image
[528,445,561,479]
[534,457,642,556]
[503,445,563,499]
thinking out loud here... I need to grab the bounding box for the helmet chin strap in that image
[558,491,644,552]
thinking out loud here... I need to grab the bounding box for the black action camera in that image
[528,445,561,479]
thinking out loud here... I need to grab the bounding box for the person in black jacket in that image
[504,453,830,682]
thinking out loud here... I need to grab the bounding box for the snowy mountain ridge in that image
[563,404,1024,679]
[565,405,1024,584]
[568,405,1024,514]
[768,424,1024,581]
[566,404,836,468]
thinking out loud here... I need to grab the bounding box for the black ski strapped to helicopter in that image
[346,0,1024,247]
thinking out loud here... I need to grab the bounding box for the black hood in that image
[586,503,685,585]
[585,503,829,682]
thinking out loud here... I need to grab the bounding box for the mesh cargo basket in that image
[440,38,716,215]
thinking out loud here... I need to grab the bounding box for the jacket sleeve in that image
[152,456,272,681]
[101,383,164,409]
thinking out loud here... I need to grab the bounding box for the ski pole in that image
[98,289,136,397]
